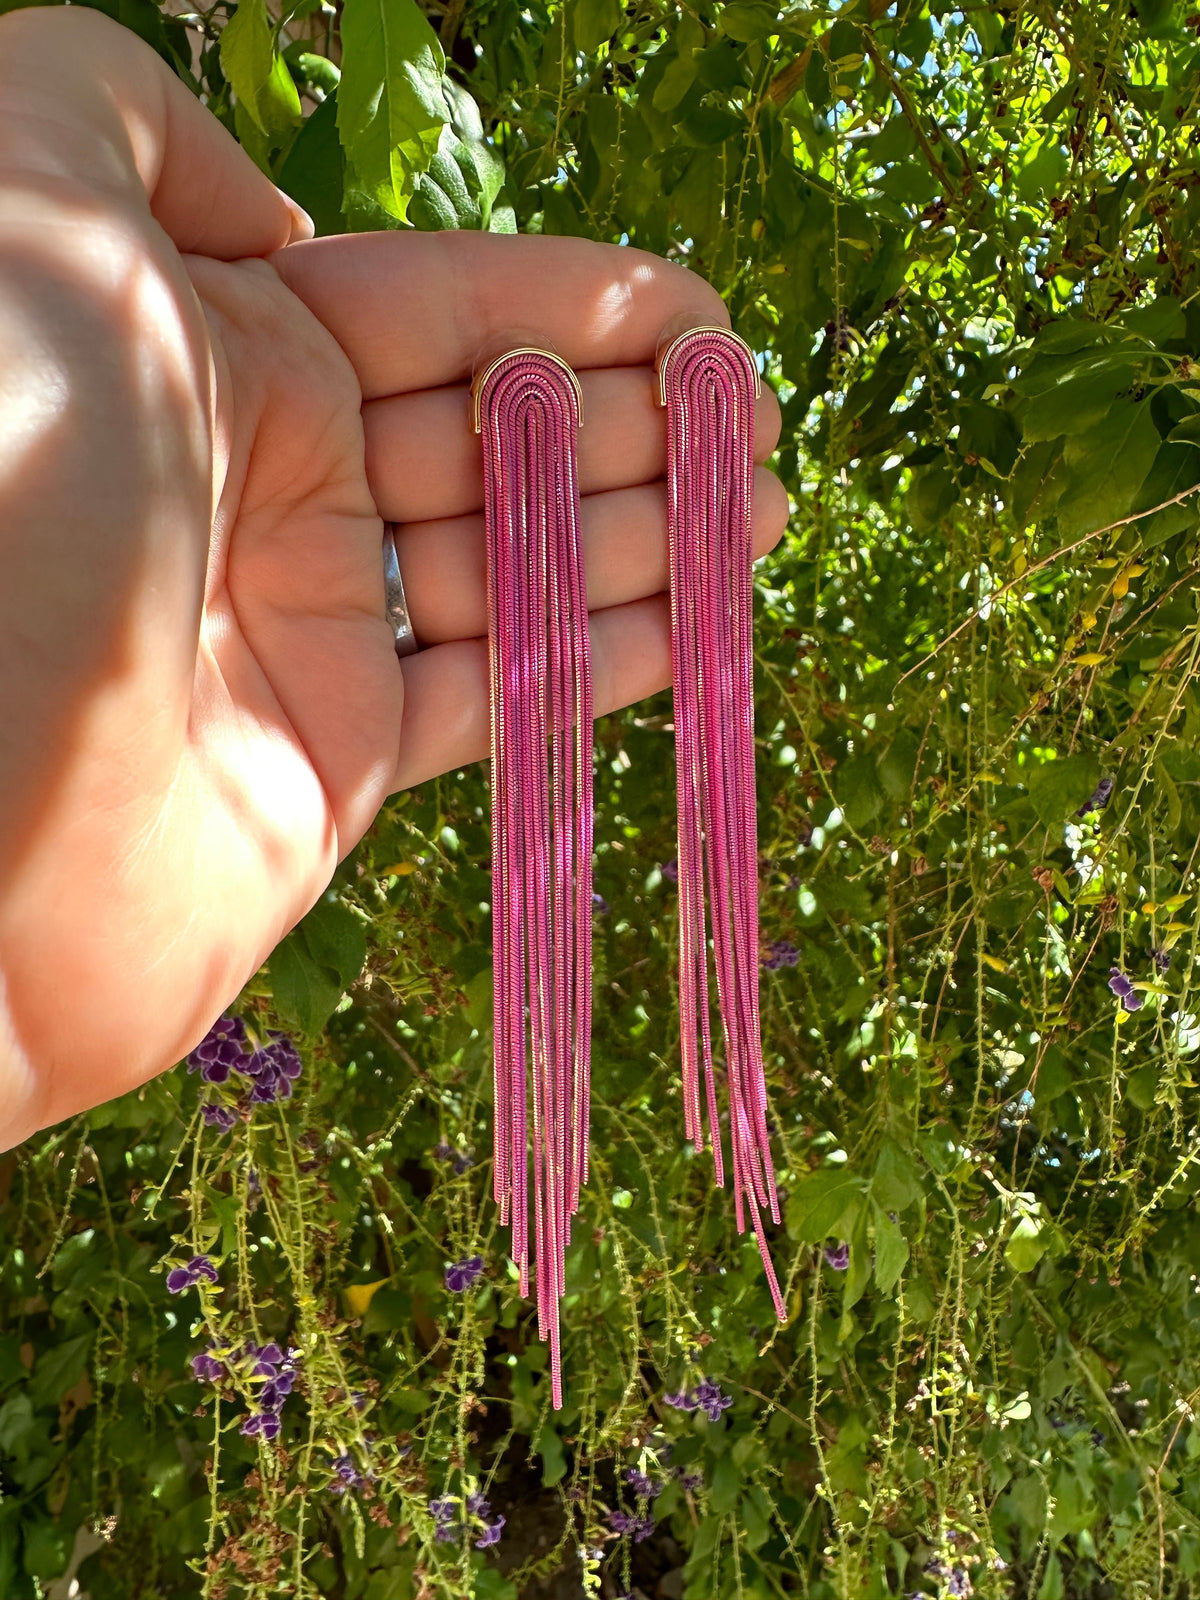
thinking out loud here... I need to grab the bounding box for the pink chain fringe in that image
[658,327,786,1324]
[476,349,593,1410]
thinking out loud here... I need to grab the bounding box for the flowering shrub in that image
[8,2,1200,1599]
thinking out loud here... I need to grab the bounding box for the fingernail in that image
[281,194,316,242]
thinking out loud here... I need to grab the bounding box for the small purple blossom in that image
[434,1141,473,1175]
[693,1380,734,1422]
[1108,967,1144,1011]
[673,1467,704,1492]
[186,1017,250,1084]
[624,1468,662,1498]
[475,1515,506,1549]
[331,1453,362,1490]
[762,939,800,971]
[240,1410,281,1441]
[1076,777,1115,818]
[1152,946,1172,973]
[201,1103,237,1131]
[824,1241,851,1271]
[243,1032,303,1103]
[661,858,679,884]
[466,1492,491,1517]
[664,1389,699,1412]
[445,1255,485,1292]
[948,1569,972,1598]
[592,891,611,915]
[190,1350,225,1383]
[429,1497,457,1524]
[609,1510,655,1541]
[165,1254,219,1294]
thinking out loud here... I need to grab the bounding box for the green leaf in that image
[573,0,622,52]
[197,1179,241,1261]
[337,0,449,223]
[709,1449,740,1513]
[279,93,346,238]
[785,1167,864,1243]
[876,1145,921,1203]
[299,891,367,990]
[22,1522,69,1584]
[1025,755,1101,827]
[837,749,883,830]
[1037,1553,1065,1600]
[872,1204,910,1296]
[718,0,780,41]
[0,1394,34,1459]
[269,932,344,1035]
[1004,1212,1049,1274]
[1056,398,1161,539]
[28,1333,92,1409]
[842,1203,871,1310]
[220,0,302,139]
[535,1422,567,1485]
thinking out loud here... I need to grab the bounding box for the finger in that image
[392,595,675,792]
[365,370,783,525]
[0,6,298,259]
[395,466,790,645]
[269,230,734,398]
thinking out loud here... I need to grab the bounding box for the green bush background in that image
[6,0,1200,1596]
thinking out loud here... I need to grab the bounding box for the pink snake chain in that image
[656,325,786,1325]
[474,348,594,1411]
[474,331,784,1410]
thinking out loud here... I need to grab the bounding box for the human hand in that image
[0,6,788,1149]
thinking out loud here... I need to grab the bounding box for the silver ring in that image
[382,524,419,659]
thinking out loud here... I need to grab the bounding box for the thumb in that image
[0,5,305,260]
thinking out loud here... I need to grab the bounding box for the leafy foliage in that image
[8,1,1200,1597]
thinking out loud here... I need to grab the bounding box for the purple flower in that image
[664,1389,698,1411]
[610,1510,655,1542]
[1152,946,1172,973]
[1076,777,1115,818]
[592,891,611,915]
[662,858,679,884]
[187,1017,251,1083]
[240,1410,281,1441]
[165,1254,219,1294]
[429,1497,457,1524]
[242,1032,303,1103]
[201,1103,237,1131]
[673,1467,704,1492]
[824,1241,850,1271]
[435,1523,461,1543]
[466,1492,491,1518]
[434,1142,473,1175]
[445,1255,485,1292]
[693,1380,733,1422]
[762,939,799,971]
[475,1515,506,1548]
[331,1453,362,1491]
[1108,968,1143,1010]
[190,1350,225,1383]
[948,1570,971,1597]
[624,1468,662,1498]
[258,1379,288,1412]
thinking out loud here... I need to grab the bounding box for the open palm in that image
[0,7,787,1147]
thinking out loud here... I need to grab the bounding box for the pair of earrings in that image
[471,326,783,1410]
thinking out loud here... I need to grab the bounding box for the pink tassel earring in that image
[655,323,786,1323]
[472,346,594,1410]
